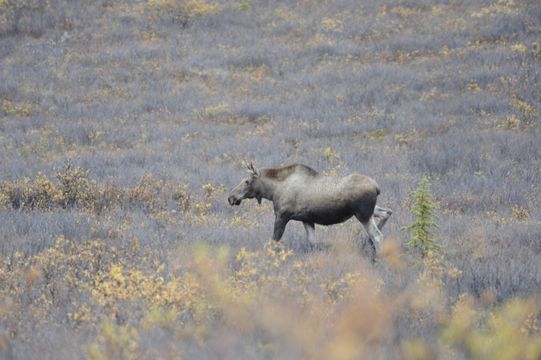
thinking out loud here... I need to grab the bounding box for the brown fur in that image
[261,164,318,181]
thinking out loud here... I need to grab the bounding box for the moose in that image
[228,162,392,260]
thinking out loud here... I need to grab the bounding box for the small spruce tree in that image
[406,177,442,257]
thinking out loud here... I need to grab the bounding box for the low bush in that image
[0,165,192,214]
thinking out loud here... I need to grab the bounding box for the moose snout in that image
[228,195,241,206]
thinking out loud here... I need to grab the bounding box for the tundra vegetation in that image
[0,0,540,359]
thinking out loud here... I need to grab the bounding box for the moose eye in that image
[245,180,250,185]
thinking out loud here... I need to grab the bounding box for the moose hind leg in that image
[373,206,393,230]
[303,222,315,250]
[363,217,383,244]
[354,211,382,262]
[355,215,379,263]
[365,236,377,263]
[354,201,382,245]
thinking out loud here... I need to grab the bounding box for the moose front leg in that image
[303,222,316,249]
[272,216,289,241]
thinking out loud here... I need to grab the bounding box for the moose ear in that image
[245,161,260,178]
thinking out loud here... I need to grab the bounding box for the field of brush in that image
[0,0,540,358]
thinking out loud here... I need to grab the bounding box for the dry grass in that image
[1,0,540,358]
[1,236,540,359]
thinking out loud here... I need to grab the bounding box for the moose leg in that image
[373,206,393,230]
[272,216,289,241]
[363,217,383,244]
[303,222,315,249]
[364,235,377,263]
[356,214,383,263]
[364,220,381,264]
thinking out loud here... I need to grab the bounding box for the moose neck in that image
[254,175,279,202]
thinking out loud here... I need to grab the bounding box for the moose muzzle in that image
[228,195,242,206]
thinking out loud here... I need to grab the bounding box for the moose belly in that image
[293,206,354,226]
